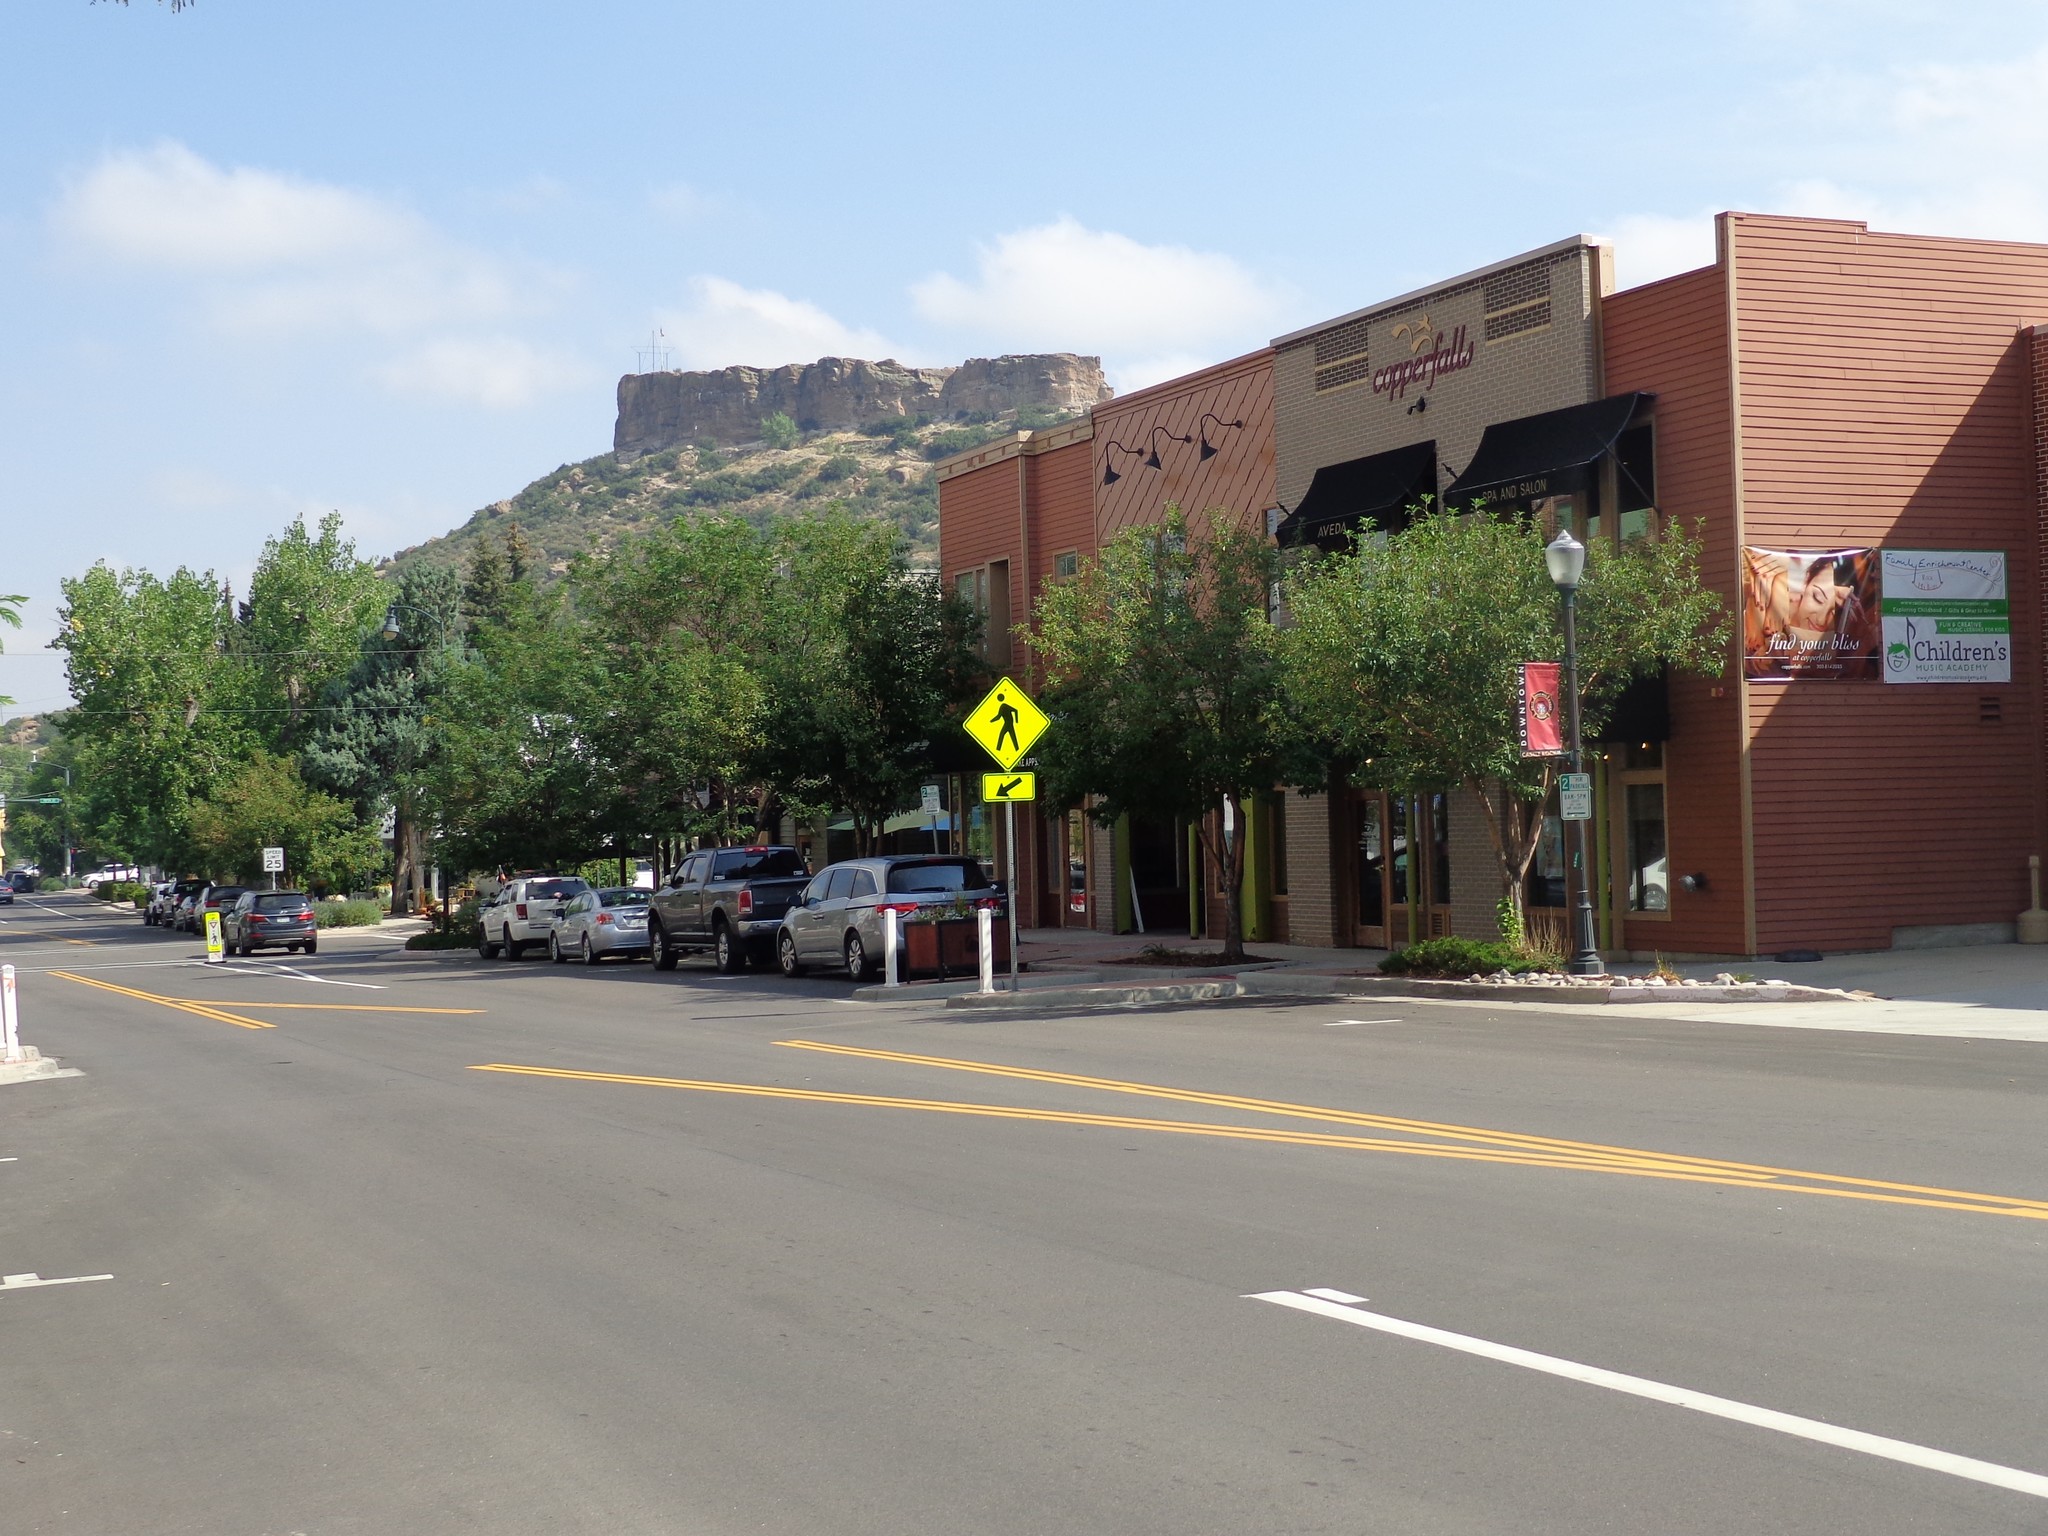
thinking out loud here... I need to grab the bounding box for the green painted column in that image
[1240,797,1269,943]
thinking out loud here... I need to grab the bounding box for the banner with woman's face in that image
[1741,547,1882,679]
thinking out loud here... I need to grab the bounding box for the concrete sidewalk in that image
[996,926,2048,1043]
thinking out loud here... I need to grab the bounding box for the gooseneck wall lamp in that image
[1197,413,1245,461]
[1144,425,1194,469]
[1100,439,1146,487]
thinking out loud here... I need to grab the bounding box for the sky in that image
[5,0,2048,715]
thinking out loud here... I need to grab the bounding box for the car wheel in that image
[713,922,747,975]
[303,937,317,956]
[650,922,678,972]
[583,934,601,966]
[238,936,254,958]
[502,934,524,960]
[777,930,804,978]
[550,933,566,964]
[478,927,499,959]
[845,931,876,983]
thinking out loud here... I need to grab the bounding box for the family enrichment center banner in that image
[1740,547,1882,680]
[1881,550,2010,684]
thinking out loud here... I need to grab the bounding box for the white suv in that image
[478,875,590,960]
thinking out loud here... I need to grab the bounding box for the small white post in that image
[883,907,901,988]
[1,963,21,1064]
[977,906,995,994]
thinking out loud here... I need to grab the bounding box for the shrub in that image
[1380,937,1546,977]
[693,439,727,472]
[404,895,480,950]
[814,454,858,484]
[314,898,385,928]
[760,411,800,449]
[38,875,74,892]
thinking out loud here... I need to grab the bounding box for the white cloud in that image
[51,141,578,408]
[911,216,1288,361]
[376,337,589,409]
[1596,212,1720,291]
[657,275,896,370]
[53,142,420,272]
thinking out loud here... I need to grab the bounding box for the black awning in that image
[1592,666,1669,745]
[1443,392,1653,511]
[1274,440,1437,550]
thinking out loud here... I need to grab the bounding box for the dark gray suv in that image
[223,890,319,956]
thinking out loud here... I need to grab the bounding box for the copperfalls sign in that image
[1372,313,1474,401]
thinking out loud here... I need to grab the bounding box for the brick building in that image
[937,213,2048,958]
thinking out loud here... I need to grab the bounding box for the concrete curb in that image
[936,972,1862,1012]
[0,1047,83,1086]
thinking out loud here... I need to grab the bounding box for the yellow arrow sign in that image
[982,772,1037,803]
[965,675,1048,770]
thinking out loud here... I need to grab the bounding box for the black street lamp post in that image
[1545,529,1604,977]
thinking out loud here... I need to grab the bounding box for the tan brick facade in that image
[1270,236,1614,946]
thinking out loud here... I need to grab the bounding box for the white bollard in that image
[883,907,901,988]
[977,906,995,995]
[1,963,20,1064]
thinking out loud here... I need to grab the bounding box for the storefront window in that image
[1616,422,1656,542]
[1388,796,1410,906]
[1626,782,1668,911]
[1357,799,1385,928]
[1429,792,1450,906]
[1267,793,1289,896]
[1525,812,1566,910]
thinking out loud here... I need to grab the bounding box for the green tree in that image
[760,411,800,450]
[752,509,984,853]
[186,752,385,891]
[568,515,774,848]
[1031,508,1298,961]
[302,565,461,913]
[52,562,248,871]
[0,593,22,710]
[238,512,386,749]
[1280,512,1726,929]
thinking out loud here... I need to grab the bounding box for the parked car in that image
[4,870,34,894]
[478,875,590,959]
[648,845,812,973]
[80,863,141,890]
[0,881,11,906]
[147,879,201,927]
[775,855,1002,982]
[222,890,319,956]
[169,890,201,931]
[549,886,651,965]
[195,884,249,935]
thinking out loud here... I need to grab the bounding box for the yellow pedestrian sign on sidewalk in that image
[965,676,1048,770]
[982,772,1037,803]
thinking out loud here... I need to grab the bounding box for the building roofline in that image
[931,414,1095,481]
[1271,234,1606,348]
[1090,346,1273,416]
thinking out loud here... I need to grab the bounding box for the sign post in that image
[203,910,225,965]
[1558,771,1593,822]
[919,783,943,853]
[964,676,1050,993]
[262,845,285,890]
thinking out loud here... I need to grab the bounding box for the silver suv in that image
[478,875,590,960]
[775,856,1003,981]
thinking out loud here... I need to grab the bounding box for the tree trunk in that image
[1468,771,1555,940]
[391,807,414,912]
[1198,794,1249,964]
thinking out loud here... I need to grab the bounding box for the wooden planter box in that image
[901,917,1010,979]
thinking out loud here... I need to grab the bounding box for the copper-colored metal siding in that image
[1730,214,2048,951]
[1093,351,1275,541]
[1021,438,1096,670]
[1602,263,1748,955]
[938,453,1025,589]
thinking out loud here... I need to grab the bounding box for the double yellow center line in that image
[49,971,484,1029]
[469,1039,2048,1223]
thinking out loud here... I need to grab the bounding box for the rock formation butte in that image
[614,353,1111,457]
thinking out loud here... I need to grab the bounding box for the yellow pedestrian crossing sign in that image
[965,675,1048,770]
[982,771,1037,803]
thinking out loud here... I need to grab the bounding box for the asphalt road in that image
[3,891,2045,1534]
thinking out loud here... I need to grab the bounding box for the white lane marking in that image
[1303,1287,1367,1304]
[22,900,89,921]
[1325,1018,1400,1027]
[1,1156,18,1162]
[1247,1290,2048,1501]
[2,1272,113,1290]
[219,960,383,990]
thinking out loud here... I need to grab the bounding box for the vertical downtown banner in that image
[1880,550,2009,684]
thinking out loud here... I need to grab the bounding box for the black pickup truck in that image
[648,844,812,973]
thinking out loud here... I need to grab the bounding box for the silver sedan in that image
[549,887,651,965]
